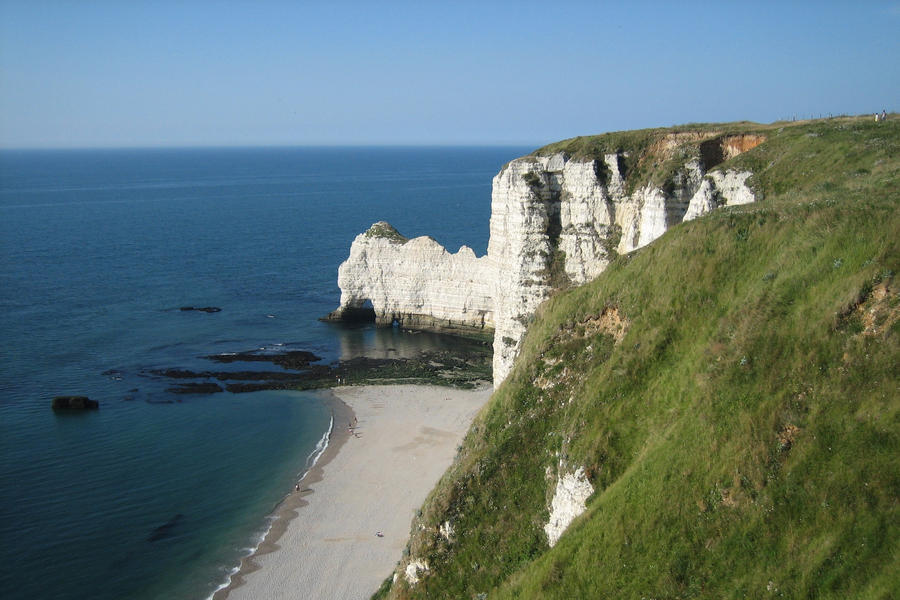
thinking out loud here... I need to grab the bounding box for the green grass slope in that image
[377,116,899,599]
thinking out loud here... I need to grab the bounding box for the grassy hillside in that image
[377,116,899,599]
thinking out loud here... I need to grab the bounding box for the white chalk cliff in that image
[329,133,764,386]
[328,221,495,337]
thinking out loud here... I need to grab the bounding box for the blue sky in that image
[1,1,898,148]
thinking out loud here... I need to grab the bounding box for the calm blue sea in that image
[0,146,528,600]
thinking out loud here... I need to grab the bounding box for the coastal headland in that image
[316,116,898,598]
[225,116,897,599]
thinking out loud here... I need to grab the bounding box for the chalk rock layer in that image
[326,222,495,337]
[544,466,594,547]
[330,141,759,386]
[486,151,755,383]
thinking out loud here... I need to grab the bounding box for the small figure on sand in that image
[375,531,384,538]
[295,483,300,492]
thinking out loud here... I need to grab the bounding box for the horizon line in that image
[0,141,546,152]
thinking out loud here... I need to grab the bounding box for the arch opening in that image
[340,299,376,323]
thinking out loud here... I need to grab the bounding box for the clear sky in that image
[1,0,898,148]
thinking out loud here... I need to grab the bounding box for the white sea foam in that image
[206,564,241,600]
[305,413,334,472]
[204,533,265,600]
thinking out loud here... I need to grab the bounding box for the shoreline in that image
[215,383,492,600]
[212,389,355,600]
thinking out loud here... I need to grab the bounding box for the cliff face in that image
[330,131,761,386]
[328,222,495,337]
[489,147,756,382]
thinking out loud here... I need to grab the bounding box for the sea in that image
[0,146,529,600]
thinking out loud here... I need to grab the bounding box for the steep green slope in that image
[378,116,899,599]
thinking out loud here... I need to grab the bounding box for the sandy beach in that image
[217,384,492,600]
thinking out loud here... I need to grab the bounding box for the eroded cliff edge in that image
[327,129,765,386]
[325,221,496,338]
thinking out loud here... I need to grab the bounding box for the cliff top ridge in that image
[528,115,883,195]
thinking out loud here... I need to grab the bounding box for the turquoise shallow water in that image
[0,146,528,599]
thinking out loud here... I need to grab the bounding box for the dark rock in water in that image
[147,336,492,394]
[225,382,276,393]
[52,396,99,410]
[206,349,321,369]
[166,382,224,394]
[148,513,184,542]
[102,368,124,380]
[154,368,200,379]
[150,368,312,381]
[180,306,221,313]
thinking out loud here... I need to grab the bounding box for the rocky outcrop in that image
[51,396,99,410]
[166,382,224,394]
[150,343,491,393]
[330,132,762,386]
[325,222,495,337]
[179,306,221,313]
[544,466,594,547]
[404,559,429,585]
[683,169,755,221]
